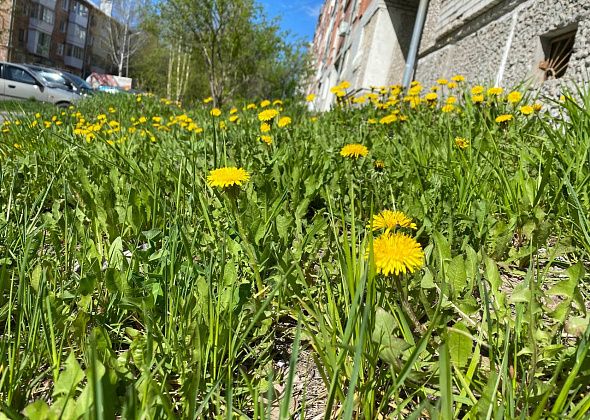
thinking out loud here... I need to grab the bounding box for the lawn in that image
[1,81,590,419]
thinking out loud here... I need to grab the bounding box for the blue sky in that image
[258,0,323,42]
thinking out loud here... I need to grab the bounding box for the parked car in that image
[24,64,94,96]
[0,62,80,107]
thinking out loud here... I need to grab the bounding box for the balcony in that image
[38,0,57,8]
[66,25,86,47]
[69,11,88,28]
[29,17,54,35]
[64,54,83,69]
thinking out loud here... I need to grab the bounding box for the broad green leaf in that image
[23,401,51,419]
[53,352,85,397]
[448,323,472,368]
[546,262,584,299]
[30,264,42,292]
[509,282,531,304]
[448,255,467,296]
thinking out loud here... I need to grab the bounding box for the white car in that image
[0,62,80,107]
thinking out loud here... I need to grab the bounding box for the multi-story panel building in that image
[309,0,590,110]
[0,0,121,76]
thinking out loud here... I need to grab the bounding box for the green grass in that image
[0,99,56,114]
[1,84,590,419]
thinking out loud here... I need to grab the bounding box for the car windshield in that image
[64,73,93,90]
[29,68,71,89]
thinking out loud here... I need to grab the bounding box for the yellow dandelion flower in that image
[452,75,465,82]
[258,109,279,122]
[260,122,271,132]
[374,160,385,170]
[339,81,351,89]
[447,82,458,89]
[379,114,398,124]
[211,108,222,117]
[507,91,522,104]
[495,114,513,123]
[259,135,272,145]
[520,105,534,115]
[471,85,484,95]
[260,100,271,108]
[425,92,438,102]
[207,167,250,189]
[371,233,424,276]
[472,94,484,104]
[533,103,542,112]
[330,86,343,95]
[455,137,469,149]
[368,118,378,124]
[306,93,316,102]
[370,210,417,233]
[278,116,292,128]
[230,107,238,115]
[487,87,504,96]
[437,78,449,85]
[441,104,455,113]
[408,85,422,96]
[340,143,368,159]
[247,103,257,110]
[203,97,213,104]
[229,115,239,123]
[446,96,457,104]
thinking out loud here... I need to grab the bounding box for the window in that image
[71,23,86,43]
[66,44,84,60]
[4,65,37,84]
[18,29,25,43]
[72,2,89,18]
[30,2,55,25]
[57,43,64,56]
[539,28,577,80]
[62,0,70,11]
[36,31,51,56]
[60,20,66,33]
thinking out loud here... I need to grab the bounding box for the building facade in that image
[309,0,590,110]
[0,0,121,76]
[308,0,421,111]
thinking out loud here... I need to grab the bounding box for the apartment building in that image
[0,0,121,76]
[309,0,590,110]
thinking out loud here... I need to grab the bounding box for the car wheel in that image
[56,102,71,108]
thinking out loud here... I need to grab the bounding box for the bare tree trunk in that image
[175,39,182,101]
[166,47,174,100]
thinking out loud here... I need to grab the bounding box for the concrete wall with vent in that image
[415,0,590,96]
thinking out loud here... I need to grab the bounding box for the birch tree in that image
[104,0,145,77]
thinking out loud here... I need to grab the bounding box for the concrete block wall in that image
[415,0,590,95]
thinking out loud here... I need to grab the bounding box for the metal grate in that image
[539,31,576,81]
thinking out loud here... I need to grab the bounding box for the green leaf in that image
[372,307,411,365]
[433,231,451,273]
[275,214,291,241]
[421,268,435,289]
[30,264,42,293]
[23,400,52,419]
[223,261,238,286]
[53,352,85,398]
[448,323,472,368]
[546,262,584,299]
[108,236,124,270]
[509,282,531,304]
[448,255,467,296]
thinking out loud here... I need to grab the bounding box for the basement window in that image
[539,28,577,81]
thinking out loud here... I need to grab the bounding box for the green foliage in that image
[0,84,590,418]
